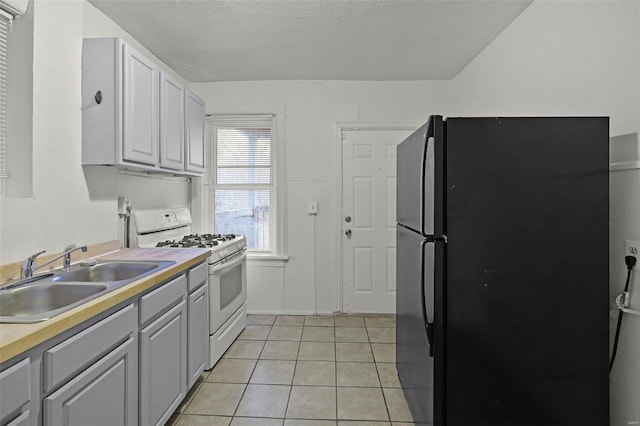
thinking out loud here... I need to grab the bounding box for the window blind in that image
[216,127,271,184]
[0,10,11,197]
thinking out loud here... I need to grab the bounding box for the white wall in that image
[0,0,114,264]
[449,2,639,425]
[5,0,33,198]
[450,1,638,136]
[609,4,640,423]
[0,0,190,265]
[190,80,452,314]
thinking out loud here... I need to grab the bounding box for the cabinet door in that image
[160,72,185,170]
[43,336,138,426]
[188,284,208,388]
[0,358,30,424]
[123,43,158,165]
[185,90,206,172]
[139,300,187,426]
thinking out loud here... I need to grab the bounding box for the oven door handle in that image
[211,248,247,274]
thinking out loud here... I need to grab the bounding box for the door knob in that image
[345,229,352,237]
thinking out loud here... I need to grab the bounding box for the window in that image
[207,115,280,255]
[0,9,11,197]
[0,0,29,198]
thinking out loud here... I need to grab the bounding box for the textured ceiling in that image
[88,0,533,82]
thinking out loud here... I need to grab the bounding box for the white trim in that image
[610,161,640,171]
[248,254,289,261]
[334,121,421,313]
[247,310,334,316]
[0,10,9,198]
[338,121,422,132]
[206,104,284,116]
[247,255,289,268]
[0,8,12,20]
[0,0,25,17]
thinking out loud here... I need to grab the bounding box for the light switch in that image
[308,201,318,215]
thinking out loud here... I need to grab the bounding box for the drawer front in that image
[44,336,137,426]
[6,410,30,426]
[0,358,30,423]
[44,304,136,392]
[140,274,186,325]
[187,262,207,293]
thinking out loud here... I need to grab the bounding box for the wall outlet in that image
[624,239,640,270]
[308,201,318,215]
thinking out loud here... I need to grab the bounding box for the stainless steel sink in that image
[0,260,175,323]
[0,283,108,322]
[53,262,162,283]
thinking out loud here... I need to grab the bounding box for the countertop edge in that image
[0,248,210,364]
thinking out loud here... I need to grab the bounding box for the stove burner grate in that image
[155,234,238,248]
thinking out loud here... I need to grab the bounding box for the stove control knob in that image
[237,243,243,250]
[220,249,228,258]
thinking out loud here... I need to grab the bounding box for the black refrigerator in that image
[396,116,609,426]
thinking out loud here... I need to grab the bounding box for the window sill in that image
[247,253,289,267]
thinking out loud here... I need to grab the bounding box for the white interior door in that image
[342,128,414,313]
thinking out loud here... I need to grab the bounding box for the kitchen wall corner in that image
[0,0,194,265]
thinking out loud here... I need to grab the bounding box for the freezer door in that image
[396,225,435,425]
[397,115,444,236]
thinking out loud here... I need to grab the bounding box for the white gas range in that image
[131,207,248,369]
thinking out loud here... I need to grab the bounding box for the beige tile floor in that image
[169,314,415,426]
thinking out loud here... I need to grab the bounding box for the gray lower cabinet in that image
[139,300,187,426]
[43,335,138,426]
[187,283,207,388]
[0,261,208,426]
[0,358,31,425]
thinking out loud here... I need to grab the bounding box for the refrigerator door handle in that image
[420,241,434,357]
[420,121,431,235]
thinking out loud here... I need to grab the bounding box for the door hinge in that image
[341,132,347,142]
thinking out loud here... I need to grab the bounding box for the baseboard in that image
[247,310,335,316]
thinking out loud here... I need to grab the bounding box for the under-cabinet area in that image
[0,257,208,426]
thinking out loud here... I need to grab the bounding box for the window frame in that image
[204,107,286,260]
[0,0,27,199]
[0,8,12,198]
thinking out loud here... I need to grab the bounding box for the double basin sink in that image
[0,261,175,323]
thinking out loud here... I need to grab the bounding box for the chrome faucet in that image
[20,250,46,279]
[20,244,88,278]
[61,244,88,271]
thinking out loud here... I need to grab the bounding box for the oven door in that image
[209,249,247,333]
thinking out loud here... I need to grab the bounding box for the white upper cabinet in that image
[123,44,159,165]
[160,72,185,170]
[82,38,203,176]
[185,90,206,173]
